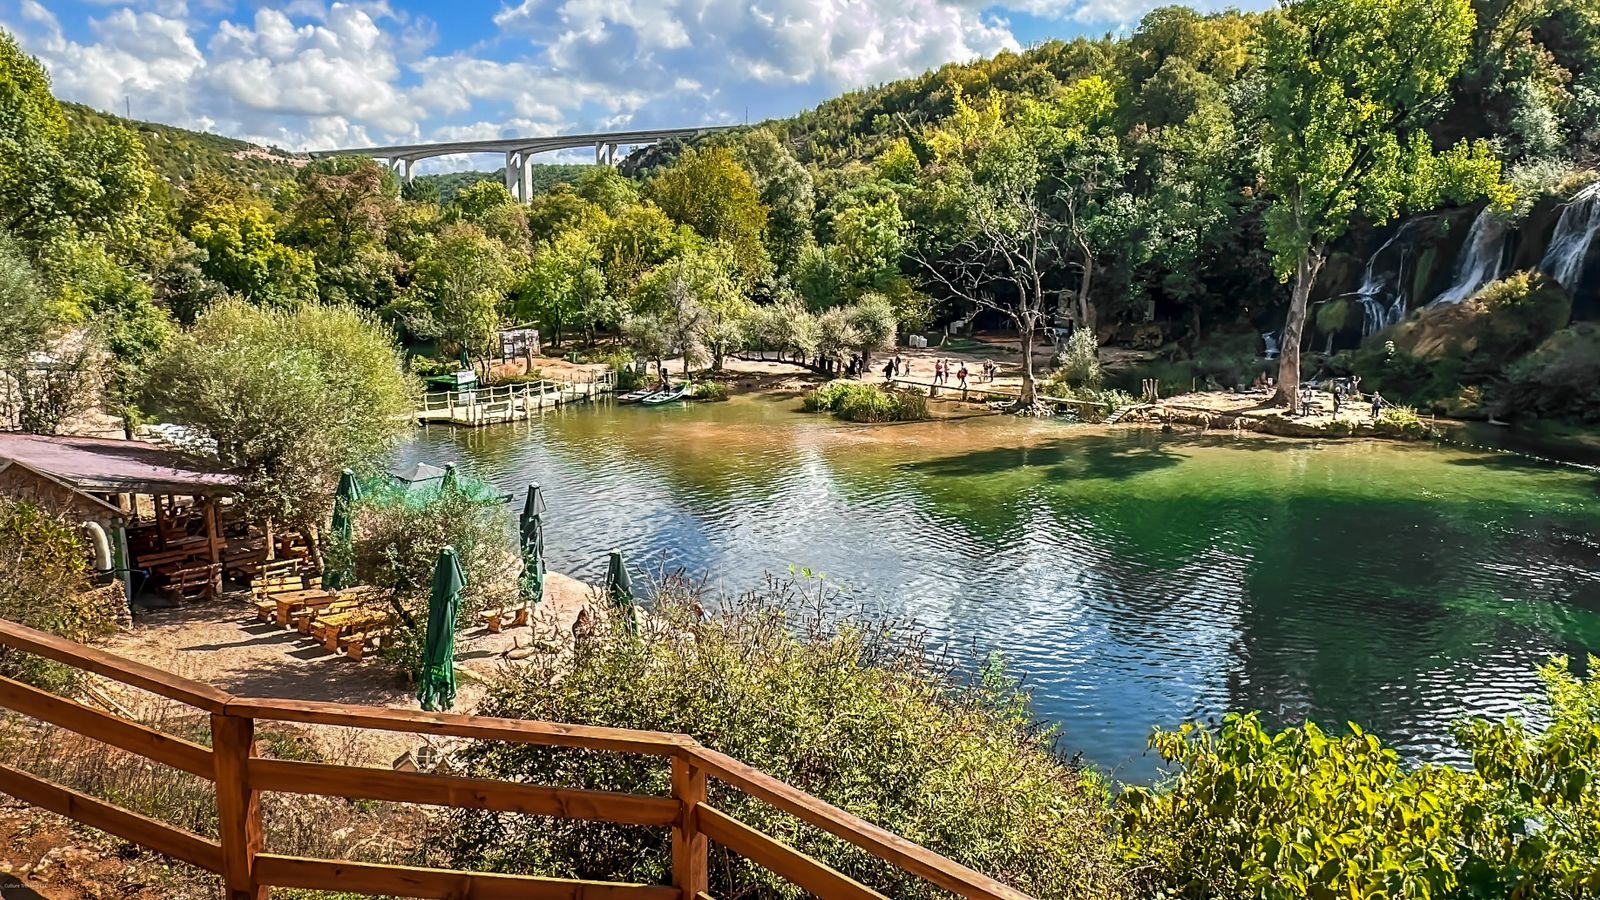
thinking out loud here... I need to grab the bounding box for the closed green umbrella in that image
[324,468,361,591]
[417,546,466,712]
[440,462,460,496]
[605,549,635,633]
[519,484,546,605]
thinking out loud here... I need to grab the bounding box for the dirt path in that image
[101,572,604,767]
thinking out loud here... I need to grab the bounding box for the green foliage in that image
[427,582,1124,899]
[1055,328,1104,389]
[144,300,417,529]
[647,146,771,285]
[1375,403,1428,436]
[802,381,928,422]
[693,380,730,401]
[1493,324,1600,422]
[1120,662,1600,899]
[402,223,513,355]
[189,202,317,308]
[0,499,112,690]
[347,477,518,677]
[1119,714,1477,899]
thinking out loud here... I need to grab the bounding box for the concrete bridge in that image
[311,125,735,202]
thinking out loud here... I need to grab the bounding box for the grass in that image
[802,381,928,422]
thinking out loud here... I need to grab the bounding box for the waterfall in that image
[1262,332,1279,360]
[1539,181,1600,292]
[1353,226,1414,336]
[1429,207,1507,306]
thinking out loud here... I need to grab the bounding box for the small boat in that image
[618,386,661,404]
[641,382,692,405]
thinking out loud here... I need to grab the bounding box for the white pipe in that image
[82,521,113,572]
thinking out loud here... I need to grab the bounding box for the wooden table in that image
[270,589,334,627]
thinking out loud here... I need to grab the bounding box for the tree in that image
[516,228,615,346]
[144,300,416,544]
[0,238,101,434]
[913,90,1067,404]
[576,166,641,216]
[598,203,699,298]
[407,224,513,360]
[830,199,906,297]
[631,246,744,371]
[846,292,898,371]
[0,499,116,690]
[738,129,816,271]
[188,203,317,308]
[1257,0,1509,411]
[285,158,398,307]
[648,146,771,285]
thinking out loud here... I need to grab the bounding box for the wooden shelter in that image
[0,433,243,604]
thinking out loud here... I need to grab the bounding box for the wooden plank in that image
[0,619,232,713]
[688,748,1035,900]
[212,715,264,900]
[0,676,213,779]
[671,756,708,897]
[697,804,887,900]
[248,758,679,826]
[254,854,680,900]
[227,698,694,756]
[0,762,222,872]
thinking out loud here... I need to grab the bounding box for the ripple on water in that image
[401,401,1600,782]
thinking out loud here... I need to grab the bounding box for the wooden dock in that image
[416,373,615,426]
[888,377,1111,418]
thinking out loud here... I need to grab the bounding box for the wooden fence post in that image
[672,755,708,898]
[212,714,264,900]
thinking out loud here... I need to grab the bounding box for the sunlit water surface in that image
[399,395,1600,781]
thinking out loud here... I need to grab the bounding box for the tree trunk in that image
[1018,323,1037,404]
[1274,247,1326,414]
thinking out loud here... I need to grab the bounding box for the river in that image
[398,394,1600,781]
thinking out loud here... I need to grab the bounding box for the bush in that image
[1375,404,1429,437]
[425,578,1128,899]
[0,500,117,689]
[409,355,455,379]
[1118,659,1600,900]
[347,476,519,677]
[693,380,730,401]
[1492,324,1600,422]
[801,381,929,422]
[1054,328,1103,389]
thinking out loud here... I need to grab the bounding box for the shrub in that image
[425,578,1128,899]
[1492,324,1600,422]
[1375,403,1428,436]
[346,475,519,677]
[1468,272,1571,367]
[409,355,455,379]
[0,500,117,689]
[1054,328,1103,389]
[693,380,730,401]
[802,381,929,422]
[1119,659,1600,900]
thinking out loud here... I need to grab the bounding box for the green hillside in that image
[62,102,307,193]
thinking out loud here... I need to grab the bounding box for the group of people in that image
[879,356,999,389]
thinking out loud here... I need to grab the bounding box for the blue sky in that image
[3,0,1251,172]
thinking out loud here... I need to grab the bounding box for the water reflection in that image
[400,398,1600,781]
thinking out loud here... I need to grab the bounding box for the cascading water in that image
[1262,332,1280,360]
[1539,181,1600,292]
[1430,207,1507,306]
[1353,225,1416,336]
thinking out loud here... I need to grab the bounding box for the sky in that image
[2,0,1257,172]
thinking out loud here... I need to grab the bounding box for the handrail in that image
[0,617,1038,900]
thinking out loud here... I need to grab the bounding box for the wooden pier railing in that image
[0,618,1035,900]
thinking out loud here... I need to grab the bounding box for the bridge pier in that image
[594,142,619,166]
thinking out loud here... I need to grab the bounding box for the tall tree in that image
[648,146,771,286]
[1258,0,1509,410]
[406,223,512,360]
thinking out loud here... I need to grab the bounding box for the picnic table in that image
[265,588,333,626]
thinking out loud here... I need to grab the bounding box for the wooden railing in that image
[0,618,1034,900]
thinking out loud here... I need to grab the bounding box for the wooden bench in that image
[314,608,390,653]
[251,584,327,625]
[223,546,269,581]
[340,626,393,661]
[162,563,221,602]
[247,558,305,586]
[138,546,207,572]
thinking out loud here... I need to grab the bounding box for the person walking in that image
[1371,391,1384,419]
[883,359,895,382]
[1332,384,1343,417]
[957,365,969,390]
[934,359,945,385]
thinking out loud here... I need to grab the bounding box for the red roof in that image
[0,433,240,496]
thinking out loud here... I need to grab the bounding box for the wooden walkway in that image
[416,373,615,426]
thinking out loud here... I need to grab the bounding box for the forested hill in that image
[62,102,307,194]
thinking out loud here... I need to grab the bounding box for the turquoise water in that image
[399,396,1600,780]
